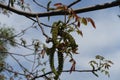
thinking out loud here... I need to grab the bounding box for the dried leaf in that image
[87,18,96,29]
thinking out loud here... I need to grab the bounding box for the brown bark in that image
[0,1,119,17]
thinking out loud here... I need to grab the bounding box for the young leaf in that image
[40,49,46,58]
[95,55,104,60]
[87,18,96,29]
[76,29,83,37]
[69,58,76,73]
[82,18,87,25]
[54,3,62,7]
[77,21,80,27]
[107,60,114,65]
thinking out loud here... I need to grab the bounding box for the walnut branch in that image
[0,1,119,17]
[31,69,99,80]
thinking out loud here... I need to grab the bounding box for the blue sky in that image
[0,0,120,80]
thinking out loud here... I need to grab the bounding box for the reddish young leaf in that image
[77,21,80,27]
[72,48,78,54]
[69,59,76,73]
[54,3,67,11]
[87,18,96,29]
[69,58,74,62]
[40,49,46,58]
[54,3,62,7]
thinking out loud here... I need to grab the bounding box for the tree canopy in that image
[0,0,118,80]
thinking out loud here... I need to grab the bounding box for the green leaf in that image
[81,18,87,25]
[101,69,105,73]
[76,29,83,37]
[67,27,74,33]
[107,60,114,65]
[104,70,110,77]
[95,55,104,60]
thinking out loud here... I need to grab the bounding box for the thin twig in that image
[5,51,35,62]
[1,51,33,56]
[9,22,36,39]
[0,33,35,51]
[31,69,98,80]
[33,0,47,10]
[26,16,52,28]
[36,16,50,39]
[67,0,81,8]
[4,67,26,76]
[0,1,119,17]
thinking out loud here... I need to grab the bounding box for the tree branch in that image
[31,69,98,80]
[33,0,47,10]
[67,0,81,8]
[0,1,120,17]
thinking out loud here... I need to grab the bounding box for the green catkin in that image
[60,31,78,49]
[51,22,59,46]
[49,46,58,76]
[48,21,78,80]
[57,51,63,76]
[50,21,62,80]
[54,52,63,80]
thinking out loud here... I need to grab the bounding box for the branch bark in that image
[31,69,98,80]
[0,1,120,17]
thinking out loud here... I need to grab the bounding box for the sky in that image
[0,0,120,80]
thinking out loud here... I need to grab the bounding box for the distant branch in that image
[0,1,119,17]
